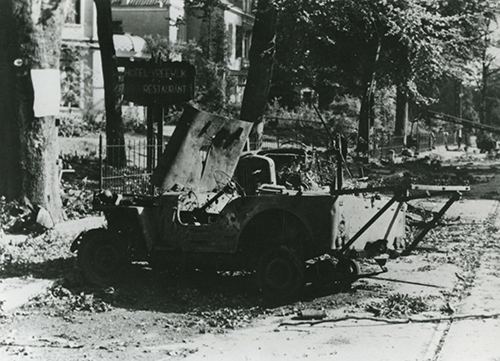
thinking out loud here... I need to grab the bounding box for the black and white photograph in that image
[1,0,500,360]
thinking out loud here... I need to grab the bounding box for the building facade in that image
[62,0,253,111]
[112,0,253,104]
[61,0,102,110]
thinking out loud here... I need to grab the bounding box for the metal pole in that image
[146,106,154,172]
[336,133,343,190]
[99,133,103,190]
[383,201,404,241]
[157,105,164,163]
[402,192,460,256]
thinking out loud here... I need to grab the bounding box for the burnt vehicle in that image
[72,105,467,303]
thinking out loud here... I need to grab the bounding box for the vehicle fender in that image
[238,208,313,251]
[70,228,108,253]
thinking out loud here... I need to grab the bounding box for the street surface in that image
[0,199,499,361]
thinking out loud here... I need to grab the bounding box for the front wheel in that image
[77,229,127,286]
[257,246,305,305]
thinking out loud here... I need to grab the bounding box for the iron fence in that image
[96,118,457,195]
[99,134,160,195]
[434,132,457,147]
[370,131,457,160]
[370,135,406,159]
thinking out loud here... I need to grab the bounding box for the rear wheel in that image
[335,258,360,290]
[257,246,305,305]
[77,230,127,286]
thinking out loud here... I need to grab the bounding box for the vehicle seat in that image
[234,155,277,195]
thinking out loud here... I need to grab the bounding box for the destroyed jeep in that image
[72,105,407,303]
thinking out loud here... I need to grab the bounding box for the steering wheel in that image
[213,170,246,196]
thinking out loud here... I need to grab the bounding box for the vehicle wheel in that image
[257,246,305,305]
[307,258,337,289]
[335,259,360,290]
[77,230,127,286]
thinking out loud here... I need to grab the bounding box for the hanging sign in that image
[31,69,60,117]
[123,60,195,105]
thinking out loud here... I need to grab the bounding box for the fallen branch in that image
[0,340,83,349]
[278,312,500,327]
[366,276,445,288]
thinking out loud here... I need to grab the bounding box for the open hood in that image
[152,105,253,193]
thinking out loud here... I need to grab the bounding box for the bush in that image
[122,105,146,133]
[265,98,359,147]
[59,108,104,137]
[477,132,496,153]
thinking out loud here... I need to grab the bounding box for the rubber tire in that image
[257,246,305,305]
[335,259,360,291]
[308,258,337,289]
[77,229,127,286]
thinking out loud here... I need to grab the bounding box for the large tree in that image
[239,0,278,149]
[0,0,68,222]
[0,0,21,200]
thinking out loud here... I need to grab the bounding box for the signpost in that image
[123,60,195,105]
[122,60,195,177]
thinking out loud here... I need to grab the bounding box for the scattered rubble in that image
[0,231,74,278]
[0,197,46,235]
[28,285,112,313]
[191,307,264,330]
[365,293,432,318]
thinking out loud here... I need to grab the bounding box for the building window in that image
[235,25,243,58]
[244,30,251,59]
[65,0,81,24]
[243,0,253,13]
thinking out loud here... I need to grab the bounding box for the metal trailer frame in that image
[328,183,469,281]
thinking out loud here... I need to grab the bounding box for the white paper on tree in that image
[31,69,60,117]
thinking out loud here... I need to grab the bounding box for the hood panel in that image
[152,105,253,193]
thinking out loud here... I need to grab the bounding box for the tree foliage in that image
[145,0,233,113]
[273,0,493,107]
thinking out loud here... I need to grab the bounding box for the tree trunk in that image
[94,0,126,166]
[480,19,490,125]
[357,40,381,154]
[239,0,277,150]
[357,87,371,153]
[317,84,335,110]
[0,0,22,199]
[0,0,67,222]
[394,85,408,145]
[481,59,487,124]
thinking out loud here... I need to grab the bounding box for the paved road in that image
[179,200,500,361]
[1,201,498,361]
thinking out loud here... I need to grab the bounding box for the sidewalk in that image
[0,216,105,314]
[436,223,500,361]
